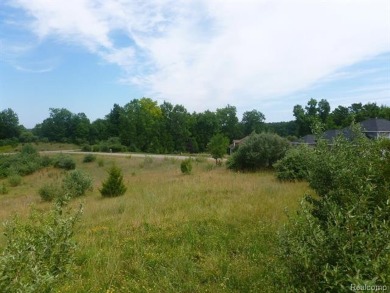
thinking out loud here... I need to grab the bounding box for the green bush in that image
[278,125,390,291]
[0,145,45,178]
[53,154,76,170]
[62,169,93,198]
[8,174,22,187]
[227,132,290,171]
[97,158,105,167]
[0,200,82,292]
[207,133,229,164]
[81,145,92,152]
[38,183,63,202]
[83,153,96,163]
[100,166,127,197]
[274,145,315,181]
[0,183,9,194]
[180,158,193,174]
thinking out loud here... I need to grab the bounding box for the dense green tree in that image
[120,98,163,153]
[241,109,265,135]
[36,108,91,143]
[207,133,229,164]
[330,105,351,128]
[216,105,241,141]
[105,104,123,137]
[38,108,73,142]
[0,108,20,139]
[266,121,297,138]
[318,99,331,124]
[227,132,290,171]
[293,104,312,137]
[90,119,109,143]
[192,111,219,152]
[160,102,192,153]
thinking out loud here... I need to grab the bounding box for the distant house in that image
[360,118,390,139]
[292,134,316,146]
[295,118,390,145]
[229,136,250,154]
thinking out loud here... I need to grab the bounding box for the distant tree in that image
[216,105,241,141]
[266,121,297,138]
[90,119,109,143]
[0,108,20,139]
[105,104,123,138]
[330,105,351,128]
[100,165,127,197]
[241,109,265,135]
[318,99,331,124]
[192,111,219,152]
[207,133,230,164]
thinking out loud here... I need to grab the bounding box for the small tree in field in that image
[100,165,127,197]
[207,133,229,165]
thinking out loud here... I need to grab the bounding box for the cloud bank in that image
[7,0,390,113]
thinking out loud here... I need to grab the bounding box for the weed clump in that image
[83,153,97,163]
[62,169,93,198]
[53,154,76,170]
[7,174,22,187]
[180,158,192,174]
[0,183,9,194]
[0,199,82,292]
[39,183,63,202]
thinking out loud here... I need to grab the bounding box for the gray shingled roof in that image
[360,118,390,132]
[295,118,390,144]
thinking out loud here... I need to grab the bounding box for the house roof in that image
[300,134,316,144]
[295,118,390,144]
[360,118,390,132]
[323,129,342,141]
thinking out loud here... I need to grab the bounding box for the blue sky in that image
[1,0,389,128]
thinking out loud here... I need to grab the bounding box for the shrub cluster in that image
[62,170,93,198]
[53,154,76,170]
[227,133,290,171]
[38,183,64,202]
[0,200,82,292]
[39,170,93,202]
[82,153,96,163]
[278,125,390,291]
[273,144,315,181]
[0,144,47,178]
[180,158,193,174]
[89,137,127,153]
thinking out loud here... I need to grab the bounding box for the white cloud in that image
[7,0,390,114]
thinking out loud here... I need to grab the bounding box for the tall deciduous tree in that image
[192,111,219,152]
[207,133,229,164]
[216,105,241,141]
[241,109,265,135]
[0,108,20,139]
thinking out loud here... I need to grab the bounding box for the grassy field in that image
[0,154,309,292]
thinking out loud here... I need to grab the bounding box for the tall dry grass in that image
[0,154,309,292]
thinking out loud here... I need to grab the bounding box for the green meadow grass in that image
[0,154,309,292]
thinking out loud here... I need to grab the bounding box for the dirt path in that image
[39,150,216,161]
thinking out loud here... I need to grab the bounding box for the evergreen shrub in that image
[100,166,127,197]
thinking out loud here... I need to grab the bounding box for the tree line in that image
[1,98,389,153]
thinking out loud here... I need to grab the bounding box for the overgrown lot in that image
[0,153,307,292]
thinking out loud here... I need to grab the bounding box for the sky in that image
[0,0,389,128]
